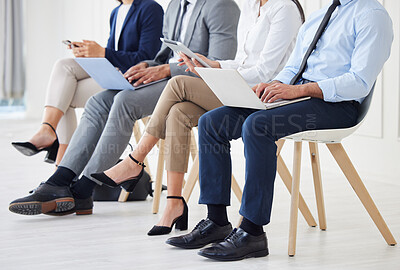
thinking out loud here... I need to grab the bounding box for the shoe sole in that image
[166,238,226,250]
[45,208,92,216]
[12,144,56,163]
[9,198,75,215]
[12,144,37,156]
[198,248,269,261]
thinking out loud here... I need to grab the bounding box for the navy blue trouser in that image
[198,98,359,225]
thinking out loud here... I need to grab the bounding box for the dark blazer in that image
[144,0,240,77]
[105,0,164,73]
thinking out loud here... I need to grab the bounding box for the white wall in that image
[23,0,400,182]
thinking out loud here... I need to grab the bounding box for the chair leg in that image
[277,154,317,227]
[288,141,302,256]
[152,140,165,214]
[326,143,397,246]
[276,139,285,155]
[190,130,198,161]
[231,175,242,203]
[182,154,200,202]
[141,116,150,126]
[309,142,327,230]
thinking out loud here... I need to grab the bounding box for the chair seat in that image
[284,121,362,143]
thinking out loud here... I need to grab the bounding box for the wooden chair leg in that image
[190,130,198,161]
[231,175,242,203]
[288,141,302,256]
[141,116,150,126]
[152,140,165,214]
[182,154,199,202]
[277,154,317,227]
[326,143,397,246]
[309,142,327,230]
[276,139,285,155]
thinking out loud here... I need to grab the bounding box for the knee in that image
[242,112,274,140]
[164,75,187,97]
[84,91,113,117]
[53,58,77,74]
[198,109,224,138]
[112,91,143,120]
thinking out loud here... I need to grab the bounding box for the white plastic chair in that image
[283,83,397,256]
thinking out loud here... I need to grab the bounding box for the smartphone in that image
[62,40,79,48]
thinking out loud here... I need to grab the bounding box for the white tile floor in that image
[0,119,399,270]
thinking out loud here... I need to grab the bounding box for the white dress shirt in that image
[115,4,132,51]
[219,0,302,87]
[169,0,197,63]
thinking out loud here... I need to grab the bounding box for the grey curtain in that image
[0,0,25,101]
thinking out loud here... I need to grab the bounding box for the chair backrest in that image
[356,82,376,125]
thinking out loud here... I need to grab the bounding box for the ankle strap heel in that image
[129,154,146,168]
[42,122,58,138]
[167,196,184,200]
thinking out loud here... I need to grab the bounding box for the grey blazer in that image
[144,0,240,77]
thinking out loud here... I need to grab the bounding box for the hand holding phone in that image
[62,40,81,48]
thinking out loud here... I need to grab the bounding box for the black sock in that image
[239,217,264,236]
[46,166,76,187]
[71,175,97,199]
[207,204,229,226]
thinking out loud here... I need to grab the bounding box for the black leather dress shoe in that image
[45,196,93,216]
[198,228,269,261]
[166,218,232,249]
[9,183,75,215]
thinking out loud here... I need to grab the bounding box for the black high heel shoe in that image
[147,196,188,236]
[91,154,146,192]
[12,122,59,163]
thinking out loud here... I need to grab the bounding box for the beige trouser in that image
[45,58,104,144]
[146,75,223,173]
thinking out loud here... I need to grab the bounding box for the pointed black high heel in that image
[12,122,60,163]
[147,196,188,236]
[91,154,146,192]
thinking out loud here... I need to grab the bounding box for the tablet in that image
[161,38,212,68]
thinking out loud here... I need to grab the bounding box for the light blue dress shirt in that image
[274,0,393,103]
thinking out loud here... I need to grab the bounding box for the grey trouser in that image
[59,80,168,182]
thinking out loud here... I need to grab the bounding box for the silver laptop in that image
[195,68,310,110]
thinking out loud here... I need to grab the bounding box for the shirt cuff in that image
[317,79,337,102]
[219,60,239,70]
[273,71,293,85]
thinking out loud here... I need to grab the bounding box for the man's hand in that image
[124,62,149,82]
[126,64,171,87]
[252,81,323,103]
[252,82,275,98]
[72,40,105,58]
[178,53,221,76]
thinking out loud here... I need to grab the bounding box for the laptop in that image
[75,58,167,90]
[195,68,310,110]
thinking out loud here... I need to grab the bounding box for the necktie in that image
[174,0,189,41]
[290,0,341,85]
